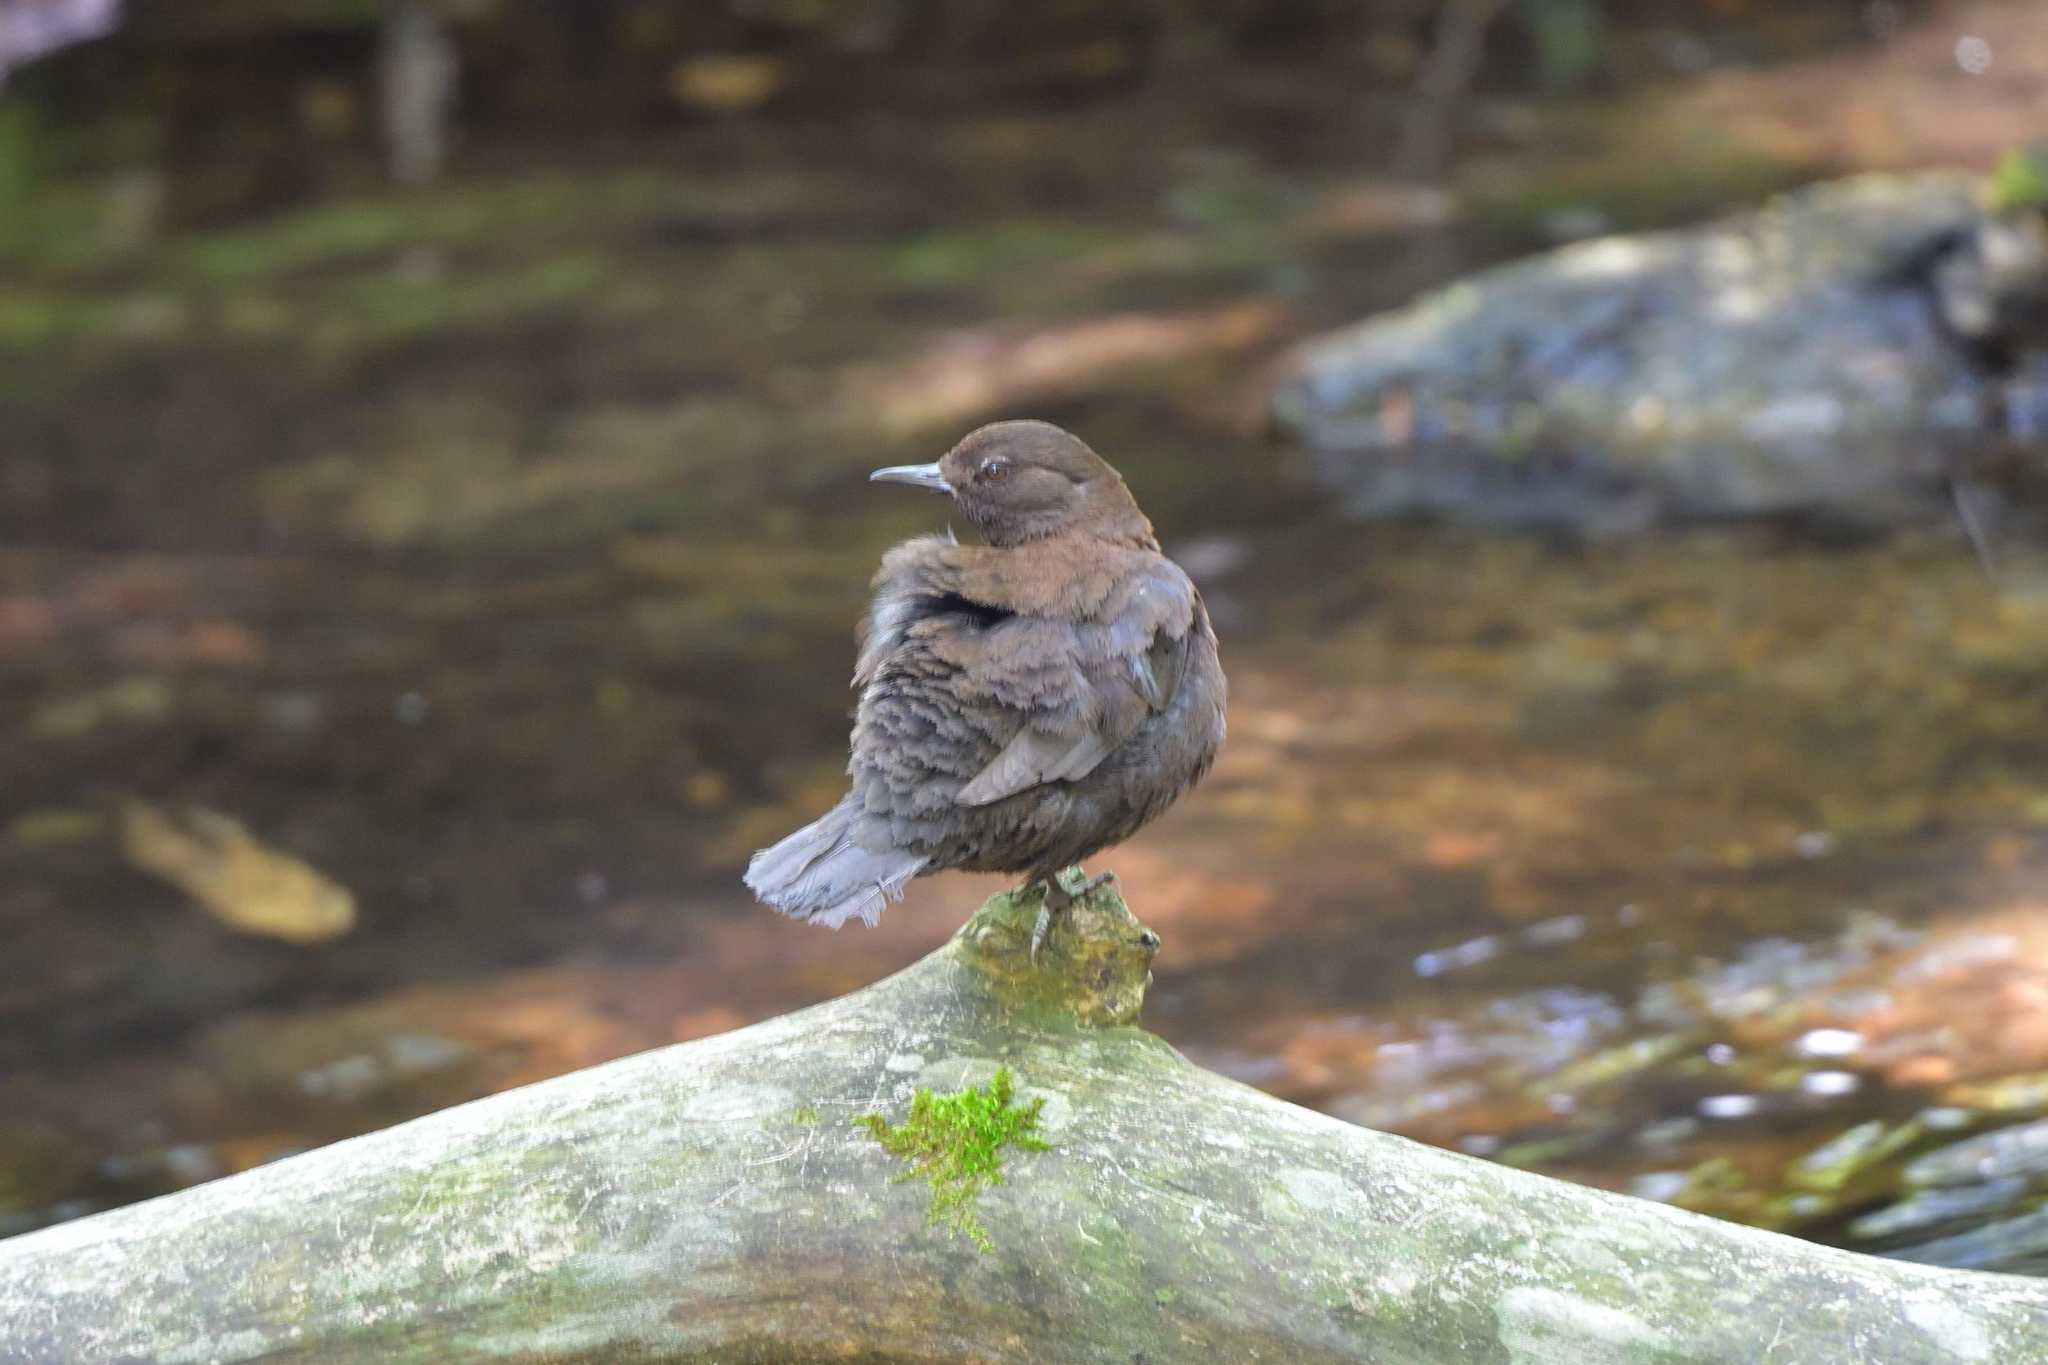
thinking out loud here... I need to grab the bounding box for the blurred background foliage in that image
[0,0,1924,237]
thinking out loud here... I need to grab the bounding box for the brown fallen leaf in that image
[119,801,357,945]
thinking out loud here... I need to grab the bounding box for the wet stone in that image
[1851,1176,2031,1242]
[1903,1117,2048,1189]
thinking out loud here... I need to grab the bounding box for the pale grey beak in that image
[869,462,951,494]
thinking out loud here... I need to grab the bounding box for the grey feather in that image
[1131,625,1190,713]
[956,725,1114,806]
[744,799,927,929]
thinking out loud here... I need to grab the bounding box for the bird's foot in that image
[1030,902,1055,966]
[1057,866,1117,901]
[1027,867,1117,965]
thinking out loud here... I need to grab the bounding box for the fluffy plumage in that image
[745,420,1226,929]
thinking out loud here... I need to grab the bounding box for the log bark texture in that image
[3,888,2047,1363]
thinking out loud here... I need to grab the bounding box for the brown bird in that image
[745,419,1227,957]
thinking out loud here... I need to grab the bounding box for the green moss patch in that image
[1991,145,2048,215]
[857,1065,1050,1253]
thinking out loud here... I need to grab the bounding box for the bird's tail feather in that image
[744,798,926,929]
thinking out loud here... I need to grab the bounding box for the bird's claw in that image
[1028,867,1117,965]
[1057,866,1116,900]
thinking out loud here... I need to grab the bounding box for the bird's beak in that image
[869,462,952,494]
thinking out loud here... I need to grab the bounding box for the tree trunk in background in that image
[379,0,456,185]
[2,887,2046,1363]
[1394,0,1511,179]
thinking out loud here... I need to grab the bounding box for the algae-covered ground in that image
[7,1,2048,1271]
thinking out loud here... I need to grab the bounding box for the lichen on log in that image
[2,885,2047,1363]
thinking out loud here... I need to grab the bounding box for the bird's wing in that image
[952,565,1198,808]
[955,716,1118,808]
[855,533,959,689]
[1125,610,1190,714]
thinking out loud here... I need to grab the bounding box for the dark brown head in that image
[870,420,1156,548]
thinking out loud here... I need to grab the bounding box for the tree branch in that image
[2,887,2044,1362]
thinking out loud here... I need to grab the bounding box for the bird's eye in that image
[981,458,1012,483]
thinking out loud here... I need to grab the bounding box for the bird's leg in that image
[1028,879,1064,967]
[1026,866,1118,964]
[1029,901,1055,965]
[1057,865,1117,900]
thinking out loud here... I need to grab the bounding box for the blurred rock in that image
[0,0,119,82]
[1851,1176,2028,1242]
[1888,1207,2048,1272]
[1275,172,2048,529]
[1903,1116,2048,1189]
[1785,1119,1920,1192]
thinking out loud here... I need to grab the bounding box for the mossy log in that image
[4,888,2048,1363]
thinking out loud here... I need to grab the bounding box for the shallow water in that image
[5,65,2048,1262]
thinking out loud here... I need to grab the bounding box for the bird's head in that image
[870,420,1156,548]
